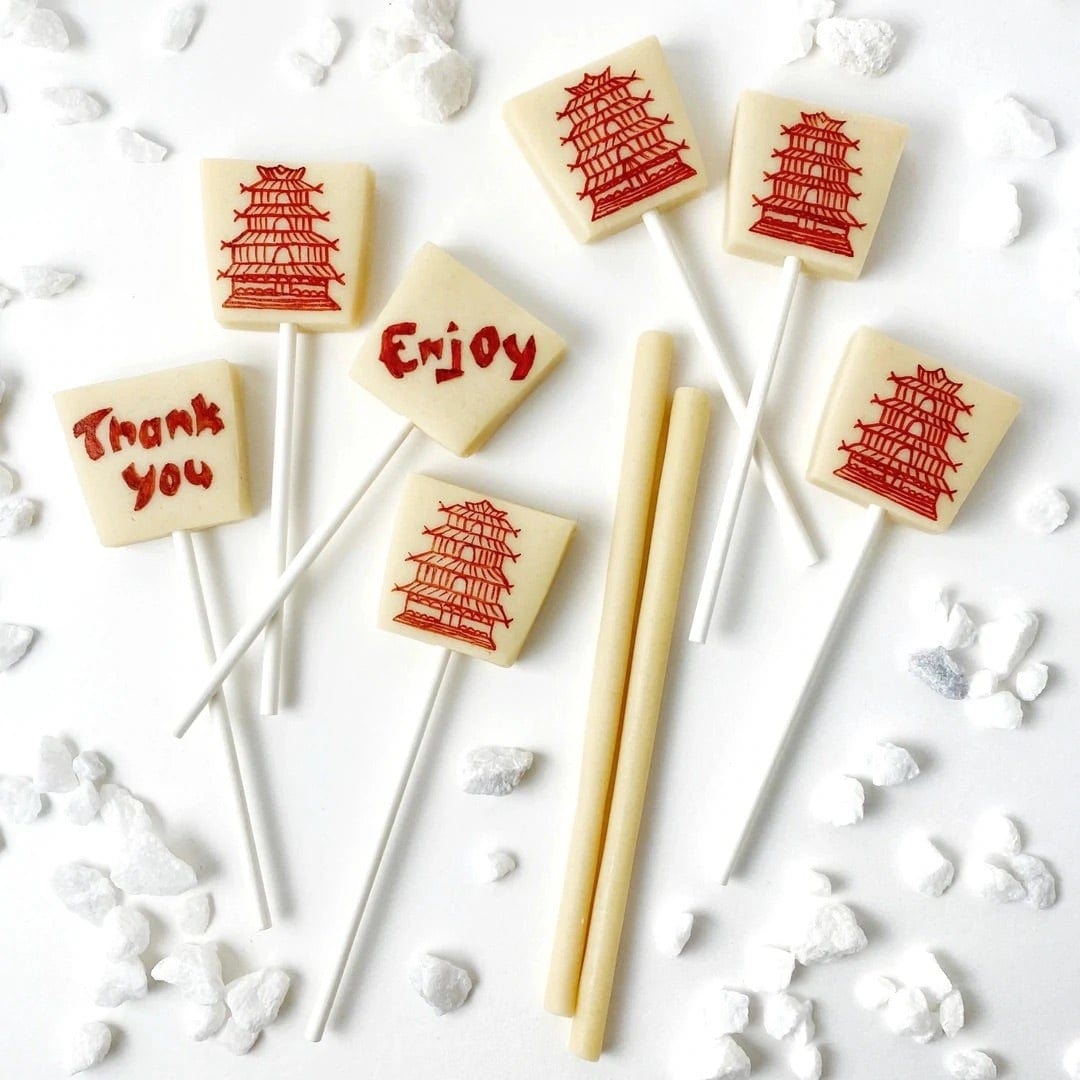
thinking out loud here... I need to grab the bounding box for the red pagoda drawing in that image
[834,366,974,521]
[750,111,866,257]
[393,499,520,650]
[218,165,344,311]
[558,67,698,222]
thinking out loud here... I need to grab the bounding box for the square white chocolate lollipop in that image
[378,474,576,667]
[504,36,708,243]
[725,90,908,281]
[54,361,251,547]
[349,243,567,456]
[201,159,375,332]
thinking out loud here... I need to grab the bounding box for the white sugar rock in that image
[473,849,517,884]
[185,1000,226,1041]
[52,863,118,925]
[781,22,816,64]
[961,182,1022,249]
[809,774,864,826]
[653,908,694,958]
[65,780,102,825]
[670,1035,751,1080]
[971,861,1025,903]
[883,985,934,1039]
[21,266,75,298]
[0,0,36,36]
[946,1049,997,1080]
[0,624,34,671]
[94,957,148,1007]
[110,830,197,895]
[177,891,212,935]
[14,5,66,49]
[286,49,326,87]
[304,16,341,66]
[693,984,750,1037]
[909,647,969,699]
[854,973,896,1010]
[408,953,472,1014]
[0,284,11,308]
[1015,662,1049,702]
[360,23,432,72]
[43,87,104,124]
[744,943,795,992]
[36,735,78,793]
[791,868,832,896]
[899,835,955,897]
[964,691,1023,730]
[217,1018,259,1055]
[225,968,290,1032]
[387,0,457,40]
[391,39,472,123]
[978,611,1039,676]
[1019,487,1069,534]
[791,901,868,964]
[0,495,36,535]
[815,17,896,77]
[1063,1039,1080,1080]
[967,669,997,699]
[116,127,169,163]
[941,604,977,650]
[160,4,199,51]
[800,0,835,19]
[152,942,224,1004]
[102,905,150,961]
[969,97,1055,159]
[899,949,953,1007]
[0,462,15,496]
[459,746,533,795]
[974,812,1022,856]
[73,751,107,784]
[939,988,965,1038]
[763,992,814,1042]
[789,1043,823,1080]
[62,1022,112,1075]
[1010,852,1057,909]
[99,784,152,836]
[0,774,42,822]
[866,742,920,787]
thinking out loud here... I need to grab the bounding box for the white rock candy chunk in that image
[763,992,814,1042]
[21,266,76,298]
[809,774,864,826]
[791,901,868,964]
[866,742,920,787]
[781,22,816,64]
[65,780,102,825]
[0,773,42,822]
[36,735,78,793]
[909,647,968,699]
[102,905,150,961]
[967,669,997,699]
[670,1035,751,1080]
[1015,662,1049,702]
[0,496,37,535]
[883,986,934,1039]
[177,891,212,934]
[0,285,11,308]
[62,1022,112,1075]
[94,958,148,1007]
[744,943,795,992]
[974,812,1022,856]
[792,868,832,896]
[116,127,168,163]
[941,603,977,651]
[939,988,965,1038]
[1019,487,1069,534]
[0,624,34,672]
[391,38,472,123]
[1,462,17,496]
[815,17,896,77]
[218,1018,259,1055]
[964,690,1023,730]
[0,0,37,36]
[43,87,105,124]
[15,5,67,49]
[800,0,835,17]
[459,746,533,795]
[1010,852,1057,909]
[225,968,291,1032]
[152,942,224,1004]
[969,96,1055,159]
[387,0,457,41]
[160,4,199,51]
[971,861,1025,903]
[186,1000,227,1041]
[899,949,953,1007]
[110,829,197,895]
[286,49,326,87]
[854,973,896,1010]
[73,751,107,784]
[408,953,472,1014]
[99,784,152,836]
[961,182,1022,249]
[304,16,342,66]
[52,863,118,925]
[653,907,694,958]
[694,984,749,1037]
[474,849,517,884]
[1063,1039,1080,1080]
[946,1049,998,1080]
[899,835,955,897]
[978,611,1039,677]
[789,1043,823,1080]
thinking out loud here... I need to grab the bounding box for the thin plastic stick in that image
[172,530,272,931]
[689,255,802,644]
[175,419,415,737]
[643,211,817,569]
[305,648,454,1042]
[715,504,886,885]
[260,322,298,717]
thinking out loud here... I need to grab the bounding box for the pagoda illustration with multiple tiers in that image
[834,365,974,521]
[393,498,520,650]
[557,66,698,222]
[750,110,866,257]
[218,164,344,312]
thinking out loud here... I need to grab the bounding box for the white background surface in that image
[2,1,1079,1077]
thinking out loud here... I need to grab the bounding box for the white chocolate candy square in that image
[504,36,708,243]
[378,474,575,667]
[725,91,908,281]
[349,243,566,456]
[201,159,375,332]
[55,361,252,547]
[808,328,1020,533]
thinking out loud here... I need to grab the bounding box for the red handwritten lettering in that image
[192,394,224,437]
[122,463,156,512]
[379,322,419,378]
[184,460,213,489]
[110,416,137,453]
[166,408,194,438]
[502,334,536,381]
[160,463,181,496]
[469,326,500,369]
[139,418,162,449]
[377,322,537,386]
[73,408,112,461]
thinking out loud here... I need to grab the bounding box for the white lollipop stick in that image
[306,648,454,1042]
[174,419,415,737]
[715,504,886,884]
[260,322,298,717]
[689,255,802,644]
[642,212,818,569]
[172,529,272,931]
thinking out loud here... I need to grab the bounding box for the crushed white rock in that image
[941,604,977,651]
[303,16,342,66]
[971,861,1025,904]
[883,985,934,1039]
[177,891,212,935]
[790,901,868,964]
[36,735,78,793]
[1014,662,1049,702]
[0,496,37,535]
[160,4,199,51]
[391,39,472,123]
[0,624,34,672]
[388,0,457,40]
[800,0,835,16]
[0,284,11,308]
[152,942,224,1004]
[225,968,290,1033]
[62,1022,112,1075]
[21,266,76,298]
[909,647,968,699]
[946,1049,998,1080]
[810,774,864,826]
[0,0,37,37]
[978,611,1038,677]
[217,1018,258,1055]
[744,943,795,992]
[781,22,816,64]
[939,988,965,1038]
[99,784,152,837]
[185,1000,227,1041]
[66,780,102,825]
[110,830,197,895]
[854,973,897,1010]
[654,908,694,958]
[1018,487,1069,534]
[15,5,67,50]
[967,669,997,699]
[52,863,118,925]
[94,958,148,1007]
[0,773,42,822]
[964,690,1023,730]
[974,813,1022,856]
[1063,1039,1080,1080]
[102,905,150,961]
[792,868,832,896]
[473,849,517,884]
[1010,852,1056,908]
[116,127,168,163]
[694,984,750,1036]
[961,182,1022,248]
[899,835,954,897]
[968,96,1055,159]
[408,952,472,1014]
[73,751,107,784]
[866,742,920,787]
[0,462,15,496]
[459,746,533,795]
[815,17,896,77]
[670,1035,751,1080]
[285,49,326,87]
[789,1043,823,1080]
[763,992,814,1043]
[43,87,104,124]
[899,949,953,1007]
